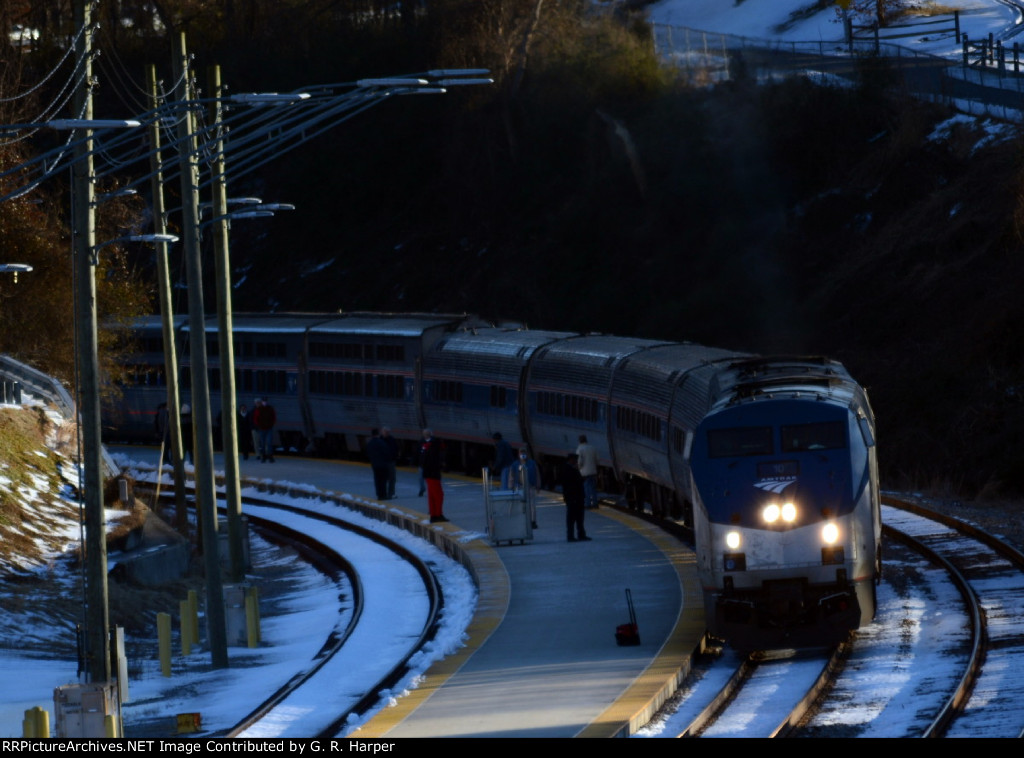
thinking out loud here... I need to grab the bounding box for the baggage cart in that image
[482,468,533,545]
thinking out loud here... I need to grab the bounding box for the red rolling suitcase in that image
[615,588,641,646]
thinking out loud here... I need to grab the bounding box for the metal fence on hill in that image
[651,17,1024,122]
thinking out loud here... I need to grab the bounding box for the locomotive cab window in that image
[781,421,846,452]
[708,426,773,457]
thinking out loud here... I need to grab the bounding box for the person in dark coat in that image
[492,432,514,477]
[561,453,590,542]
[237,403,255,461]
[366,428,392,500]
[504,448,541,529]
[420,428,447,523]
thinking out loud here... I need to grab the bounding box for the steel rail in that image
[139,483,443,738]
[881,496,986,738]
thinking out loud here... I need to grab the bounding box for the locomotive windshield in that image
[781,421,846,452]
[707,426,773,457]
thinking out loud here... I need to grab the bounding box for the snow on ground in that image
[0,442,476,738]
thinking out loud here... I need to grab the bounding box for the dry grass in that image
[0,406,137,574]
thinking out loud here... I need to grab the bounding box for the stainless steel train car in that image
[107,313,880,646]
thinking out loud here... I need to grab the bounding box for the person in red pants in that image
[419,428,448,523]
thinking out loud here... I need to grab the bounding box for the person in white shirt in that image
[576,434,599,509]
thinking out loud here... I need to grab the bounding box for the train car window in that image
[781,421,846,452]
[254,370,289,394]
[255,342,287,359]
[707,426,773,457]
[490,386,507,408]
[435,380,464,403]
[536,391,599,422]
[376,344,405,362]
[615,406,662,442]
[377,374,404,399]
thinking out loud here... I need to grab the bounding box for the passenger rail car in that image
[108,313,880,646]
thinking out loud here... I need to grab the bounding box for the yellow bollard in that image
[104,713,120,738]
[188,589,200,643]
[22,706,49,737]
[158,612,172,677]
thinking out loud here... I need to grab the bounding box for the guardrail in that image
[0,354,74,416]
[0,353,119,475]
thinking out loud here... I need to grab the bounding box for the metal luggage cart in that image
[482,468,534,546]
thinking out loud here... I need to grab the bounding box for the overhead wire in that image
[93,24,151,115]
[0,46,91,148]
[0,19,87,106]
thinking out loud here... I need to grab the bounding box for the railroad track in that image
[676,644,845,738]
[637,495,1024,738]
[879,496,1024,738]
[138,483,444,737]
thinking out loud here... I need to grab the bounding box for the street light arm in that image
[199,210,275,229]
[91,234,178,264]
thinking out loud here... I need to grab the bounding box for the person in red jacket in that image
[252,398,277,462]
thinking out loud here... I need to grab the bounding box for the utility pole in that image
[208,64,247,582]
[72,0,110,685]
[173,32,228,668]
[146,64,188,534]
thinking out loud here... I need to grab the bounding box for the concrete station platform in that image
[112,446,706,738]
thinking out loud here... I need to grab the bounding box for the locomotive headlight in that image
[822,522,840,544]
[762,504,780,523]
[725,531,741,550]
[781,502,797,522]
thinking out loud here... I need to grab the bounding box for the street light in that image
[228,93,311,105]
[91,234,179,263]
[46,119,143,130]
[0,263,33,283]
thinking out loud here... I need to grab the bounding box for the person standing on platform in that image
[504,448,541,530]
[237,403,255,461]
[577,434,599,509]
[420,428,448,523]
[491,432,514,479]
[366,428,392,501]
[253,398,277,462]
[560,453,590,542]
[382,426,399,499]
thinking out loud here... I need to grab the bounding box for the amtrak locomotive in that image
[107,312,880,647]
[689,357,880,649]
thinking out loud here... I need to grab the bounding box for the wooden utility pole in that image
[173,32,228,668]
[208,64,247,582]
[146,65,189,534]
[72,0,110,685]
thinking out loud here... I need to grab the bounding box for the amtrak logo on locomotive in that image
[753,478,797,494]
